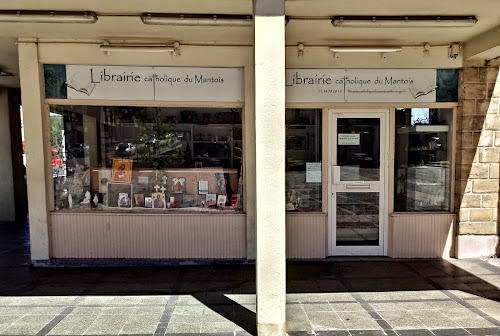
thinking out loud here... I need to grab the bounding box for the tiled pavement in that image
[0,222,499,336]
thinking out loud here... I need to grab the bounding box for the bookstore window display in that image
[394,108,453,212]
[285,108,322,212]
[50,105,243,212]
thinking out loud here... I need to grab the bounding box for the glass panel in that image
[50,105,243,212]
[394,108,452,212]
[285,109,322,212]
[337,118,380,181]
[336,192,379,246]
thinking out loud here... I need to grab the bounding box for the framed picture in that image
[217,195,227,207]
[152,192,166,209]
[198,181,209,194]
[145,197,152,208]
[111,159,133,183]
[182,194,194,208]
[107,183,132,208]
[134,194,145,207]
[215,173,228,195]
[206,193,216,206]
[172,178,186,194]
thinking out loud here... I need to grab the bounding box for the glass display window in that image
[285,108,322,212]
[49,105,243,212]
[394,108,453,212]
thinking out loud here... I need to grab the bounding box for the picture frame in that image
[111,158,133,183]
[134,194,145,207]
[217,195,227,207]
[107,183,132,208]
[182,194,194,208]
[151,192,166,209]
[206,193,216,206]
[172,178,186,194]
[145,197,152,208]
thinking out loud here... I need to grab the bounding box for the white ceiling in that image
[1,0,500,88]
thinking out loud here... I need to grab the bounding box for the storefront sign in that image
[338,133,360,146]
[44,65,244,102]
[306,162,322,183]
[285,69,458,103]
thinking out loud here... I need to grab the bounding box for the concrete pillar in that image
[18,41,52,260]
[455,58,500,258]
[0,88,15,222]
[254,0,286,335]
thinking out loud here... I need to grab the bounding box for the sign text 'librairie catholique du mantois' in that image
[285,69,456,103]
[63,65,244,102]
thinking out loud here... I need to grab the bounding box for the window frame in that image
[44,99,246,214]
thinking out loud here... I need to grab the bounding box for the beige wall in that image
[0,88,15,221]
[455,58,500,257]
[18,42,52,260]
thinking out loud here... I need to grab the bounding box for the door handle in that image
[346,184,371,190]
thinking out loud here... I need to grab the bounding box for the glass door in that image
[329,110,388,256]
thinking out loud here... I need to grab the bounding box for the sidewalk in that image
[0,222,499,336]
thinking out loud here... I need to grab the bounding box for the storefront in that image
[20,40,464,261]
[283,69,458,258]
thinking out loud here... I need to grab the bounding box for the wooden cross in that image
[160,186,166,193]
[153,184,160,193]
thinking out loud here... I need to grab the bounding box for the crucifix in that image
[153,184,160,193]
[160,186,166,193]
[162,176,167,185]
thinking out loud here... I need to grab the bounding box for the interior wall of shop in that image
[0,88,25,223]
[0,88,15,221]
[7,89,28,223]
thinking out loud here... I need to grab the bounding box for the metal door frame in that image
[328,109,389,256]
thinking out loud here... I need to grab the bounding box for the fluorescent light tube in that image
[142,14,252,27]
[332,16,477,28]
[0,10,97,23]
[330,47,402,53]
[100,45,175,53]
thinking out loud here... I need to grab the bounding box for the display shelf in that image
[397,125,449,134]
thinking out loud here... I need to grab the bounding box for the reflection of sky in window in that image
[411,108,429,125]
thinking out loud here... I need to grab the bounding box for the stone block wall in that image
[456,59,500,257]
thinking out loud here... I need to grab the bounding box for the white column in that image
[254,0,286,335]
[0,88,15,221]
[18,41,51,260]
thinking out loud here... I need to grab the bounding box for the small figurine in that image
[162,176,167,185]
[68,194,73,209]
[93,195,99,207]
[81,190,91,204]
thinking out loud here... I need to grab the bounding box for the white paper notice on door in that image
[306,162,322,183]
[338,133,360,146]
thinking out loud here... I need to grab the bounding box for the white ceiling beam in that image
[464,23,500,59]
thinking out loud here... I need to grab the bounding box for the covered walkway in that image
[0,222,499,336]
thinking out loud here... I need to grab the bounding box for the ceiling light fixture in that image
[331,15,477,28]
[141,13,253,27]
[330,46,403,53]
[0,10,97,23]
[100,45,176,53]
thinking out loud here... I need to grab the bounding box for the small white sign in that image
[338,133,360,146]
[306,162,322,183]
[198,181,209,194]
